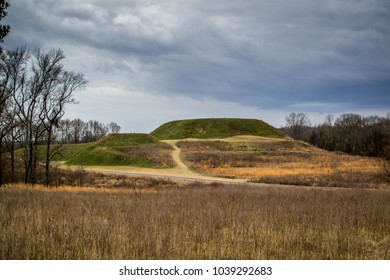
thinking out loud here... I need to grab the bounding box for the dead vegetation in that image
[1,183,389,259]
[0,160,178,190]
[178,138,389,189]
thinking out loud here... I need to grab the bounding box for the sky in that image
[3,0,390,132]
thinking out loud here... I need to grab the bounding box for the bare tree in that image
[38,49,87,186]
[108,122,121,134]
[0,57,11,185]
[285,112,311,140]
[10,48,87,184]
[12,50,55,183]
[83,120,108,142]
[0,47,29,185]
[324,114,334,127]
[72,118,84,143]
[0,47,87,185]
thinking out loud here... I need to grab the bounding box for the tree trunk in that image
[0,141,3,186]
[10,136,15,182]
[25,143,32,184]
[45,128,52,187]
[32,144,38,184]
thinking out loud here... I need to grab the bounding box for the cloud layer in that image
[3,0,390,130]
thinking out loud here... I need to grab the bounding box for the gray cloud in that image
[3,0,390,131]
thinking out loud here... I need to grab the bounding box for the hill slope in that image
[151,118,285,140]
[62,133,173,167]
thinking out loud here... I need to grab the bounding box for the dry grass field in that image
[2,131,389,260]
[178,137,389,189]
[1,182,389,260]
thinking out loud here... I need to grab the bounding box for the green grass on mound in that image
[96,133,159,146]
[151,118,285,140]
[54,134,173,168]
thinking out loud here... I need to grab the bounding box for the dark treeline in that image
[283,112,390,158]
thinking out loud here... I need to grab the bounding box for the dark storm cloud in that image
[3,0,390,113]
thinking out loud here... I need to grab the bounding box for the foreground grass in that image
[1,183,389,259]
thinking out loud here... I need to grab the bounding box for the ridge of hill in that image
[95,133,159,146]
[150,118,285,140]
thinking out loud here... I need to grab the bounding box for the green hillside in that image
[60,133,173,167]
[150,118,285,140]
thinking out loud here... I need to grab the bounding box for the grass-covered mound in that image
[151,118,285,140]
[60,134,173,167]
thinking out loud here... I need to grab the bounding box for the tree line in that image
[54,118,121,144]
[283,112,390,159]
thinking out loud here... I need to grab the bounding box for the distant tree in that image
[324,114,334,127]
[0,0,10,53]
[284,113,311,140]
[72,118,84,143]
[82,120,108,142]
[335,113,363,128]
[108,122,121,134]
[334,113,365,154]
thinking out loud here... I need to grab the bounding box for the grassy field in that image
[3,119,389,260]
[151,118,286,140]
[1,183,389,260]
[178,138,389,188]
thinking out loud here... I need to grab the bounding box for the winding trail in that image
[162,140,192,172]
[82,139,247,184]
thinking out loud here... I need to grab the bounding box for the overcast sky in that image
[3,0,390,132]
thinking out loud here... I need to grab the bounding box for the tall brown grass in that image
[1,183,389,259]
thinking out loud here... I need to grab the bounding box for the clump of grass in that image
[1,184,389,259]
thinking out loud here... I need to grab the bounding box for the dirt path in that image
[80,139,246,184]
[162,140,191,171]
